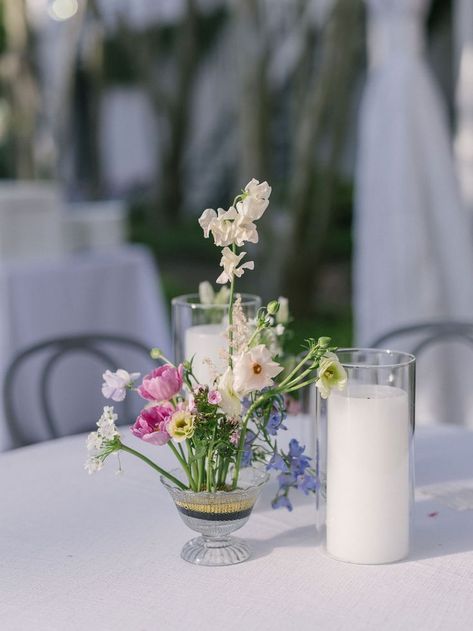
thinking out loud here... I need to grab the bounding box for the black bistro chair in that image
[3,334,157,448]
[370,321,473,357]
[369,321,473,426]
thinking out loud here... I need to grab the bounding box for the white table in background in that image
[0,245,171,451]
[1,425,472,631]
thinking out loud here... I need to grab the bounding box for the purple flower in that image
[266,408,287,436]
[242,430,256,466]
[297,473,318,495]
[272,495,293,511]
[288,439,305,458]
[208,390,222,405]
[230,430,240,446]
[138,364,183,402]
[277,472,296,488]
[131,404,173,445]
[267,452,288,472]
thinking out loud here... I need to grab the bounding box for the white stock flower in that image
[102,369,140,402]
[233,344,283,396]
[216,247,254,285]
[199,281,215,305]
[217,367,242,416]
[316,352,347,399]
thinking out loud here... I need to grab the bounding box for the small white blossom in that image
[102,369,140,402]
[84,456,104,474]
[97,406,119,440]
[216,247,254,285]
[233,344,283,396]
[86,431,104,452]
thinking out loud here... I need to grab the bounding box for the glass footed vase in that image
[161,467,269,566]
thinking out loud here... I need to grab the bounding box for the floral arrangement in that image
[85,179,347,510]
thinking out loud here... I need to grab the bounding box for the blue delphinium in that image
[265,406,287,436]
[268,439,318,510]
[242,430,257,466]
[272,495,293,511]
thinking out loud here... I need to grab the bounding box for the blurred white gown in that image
[355,0,473,425]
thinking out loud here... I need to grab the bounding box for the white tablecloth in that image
[0,245,171,451]
[1,425,472,631]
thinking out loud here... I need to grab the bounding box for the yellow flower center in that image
[252,362,263,375]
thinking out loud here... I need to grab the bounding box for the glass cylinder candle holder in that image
[316,348,415,565]
[171,294,261,385]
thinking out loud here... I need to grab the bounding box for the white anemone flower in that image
[102,369,140,402]
[233,344,283,396]
[217,367,242,416]
[316,352,347,399]
[216,247,254,285]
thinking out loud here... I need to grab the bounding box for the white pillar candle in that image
[185,324,227,386]
[326,384,410,564]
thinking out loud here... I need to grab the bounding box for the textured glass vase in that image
[161,467,268,566]
[171,293,261,385]
[316,349,415,564]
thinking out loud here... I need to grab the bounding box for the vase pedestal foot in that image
[181,536,250,566]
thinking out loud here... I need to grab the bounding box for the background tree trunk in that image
[281,0,363,317]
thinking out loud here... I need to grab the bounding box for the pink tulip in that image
[138,364,184,402]
[131,404,173,446]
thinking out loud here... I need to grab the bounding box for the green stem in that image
[168,442,196,491]
[227,243,237,368]
[119,444,187,490]
[231,392,274,490]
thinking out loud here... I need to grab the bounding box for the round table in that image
[1,426,473,630]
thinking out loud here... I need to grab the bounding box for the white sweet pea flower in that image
[102,369,140,402]
[234,204,259,246]
[216,247,254,285]
[233,344,283,396]
[217,367,242,416]
[241,178,272,220]
[316,352,347,399]
[199,207,238,247]
[198,208,217,238]
[199,281,215,305]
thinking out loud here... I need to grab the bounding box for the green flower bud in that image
[267,300,280,316]
[150,347,163,359]
[317,336,331,349]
